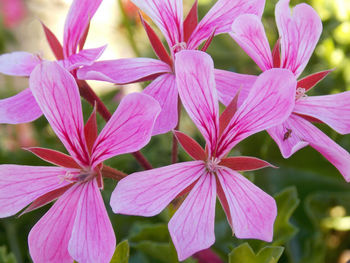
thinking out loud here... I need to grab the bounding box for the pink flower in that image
[110,50,296,260]
[0,0,105,125]
[0,61,161,263]
[226,0,350,181]
[0,0,26,28]
[77,0,266,135]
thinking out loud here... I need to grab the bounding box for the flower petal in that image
[29,61,89,166]
[0,88,42,124]
[143,74,178,135]
[0,165,75,218]
[91,93,160,166]
[215,69,257,107]
[230,14,273,71]
[0,52,40,76]
[217,68,296,158]
[131,0,183,47]
[68,180,115,263]
[293,92,350,134]
[276,0,322,78]
[175,50,219,156]
[77,58,171,83]
[169,172,216,261]
[28,183,83,263]
[188,0,266,49]
[63,0,103,57]
[110,161,205,216]
[268,114,350,181]
[217,167,276,241]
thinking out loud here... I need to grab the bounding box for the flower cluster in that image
[0,0,349,262]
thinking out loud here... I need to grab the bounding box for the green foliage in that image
[229,243,284,263]
[110,240,130,263]
[0,246,16,263]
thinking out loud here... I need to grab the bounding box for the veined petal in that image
[188,0,266,49]
[143,74,178,135]
[63,0,103,57]
[0,165,75,218]
[28,183,83,263]
[29,61,89,166]
[269,114,350,181]
[61,45,107,71]
[175,50,219,156]
[68,180,115,263]
[215,69,257,107]
[169,172,216,261]
[110,161,205,216]
[276,0,322,78]
[293,92,350,134]
[0,88,42,124]
[230,14,273,71]
[91,93,160,166]
[77,58,171,83]
[131,0,183,47]
[217,69,296,158]
[0,52,40,76]
[217,167,276,241]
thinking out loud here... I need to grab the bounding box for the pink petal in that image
[63,0,103,57]
[188,0,266,49]
[143,74,178,135]
[0,52,40,76]
[0,88,42,124]
[217,68,296,158]
[175,50,219,156]
[276,0,322,78]
[169,172,216,261]
[217,167,276,241]
[0,165,75,218]
[68,180,115,263]
[28,183,83,263]
[268,114,350,181]
[29,61,89,167]
[61,45,107,71]
[77,58,171,83]
[293,92,350,134]
[110,161,205,216]
[230,14,273,71]
[215,69,257,107]
[130,0,183,48]
[91,93,160,166]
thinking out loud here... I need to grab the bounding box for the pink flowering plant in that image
[0,0,349,263]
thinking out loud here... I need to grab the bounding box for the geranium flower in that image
[0,0,105,125]
[0,61,160,263]
[77,0,265,135]
[110,50,296,260]
[0,0,26,28]
[227,0,350,181]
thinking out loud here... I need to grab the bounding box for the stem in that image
[77,80,153,170]
[102,165,128,180]
[171,97,181,164]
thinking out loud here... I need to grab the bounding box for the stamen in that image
[172,42,187,53]
[206,157,220,173]
[58,171,76,184]
[295,87,307,100]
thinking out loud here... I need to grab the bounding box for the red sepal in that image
[41,22,64,60]
[298,69,334,92]
[84,106,98,154]
[174,130,207,161]
[219,156,276,171]
[25,147,81,169]
[19,184,73,216]
[79,22,90,51]
[183,0,198,42]
[175,179,197,199]
[139,12,173,67]
[296,113,323,124]
[96,169,104,189]
[201,28,216,52]
[216,176,233,230]
[219,90,240,136]
[272,38,281,68]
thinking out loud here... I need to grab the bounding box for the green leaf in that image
[110,240,130,263]
[0,246,16,263]
[229,243,284,263]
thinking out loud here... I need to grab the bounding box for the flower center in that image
[59,169,96,184]
[172,42,187,53]
[295,87,307,100]
[206,157,220,173]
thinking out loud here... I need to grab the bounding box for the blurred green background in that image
[0,0,350,262]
